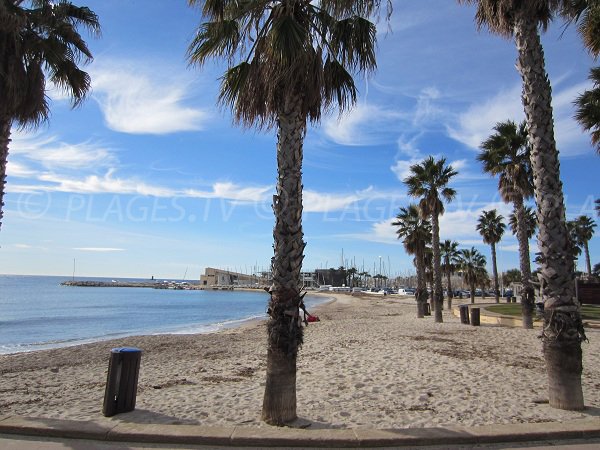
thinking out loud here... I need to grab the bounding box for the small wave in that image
[153,313,267,335]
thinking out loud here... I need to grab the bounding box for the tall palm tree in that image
[188,0,377,425]
[460,0,587,411]
[509,205,537,240]
[570,215,597,276]
[404,156,458,323]
[478,120,536,327]
[392,204,431,318]
[440,239,460,309]
[563,1,600,154]
[456,247,487,304]
[477,210,506,303]
[0,0,99,230]
[574,67,600,154]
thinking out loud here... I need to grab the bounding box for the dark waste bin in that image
[459,305,470,324]
[424,303,431,316]
[103,347,142,417]
[470,308,481,326]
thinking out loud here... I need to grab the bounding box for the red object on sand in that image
[307,314,320,323]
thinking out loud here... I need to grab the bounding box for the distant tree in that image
[596,198,600,216]
[509,206,537,240]
[393,204,431,317]
[477,209,506,303]
[404,156,458,322]
[0,0,100,230]
[478,120,536,328]
[574,67,600,154]
[569,215,597,276]
[593,262,600,277]
[440,239,460,309]
[456,247,487,304]
[503,268,522,287]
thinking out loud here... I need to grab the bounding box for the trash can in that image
[103,347,142,417]
[424,303,431,316]
[470,308,480,326]
[459,305,470,324]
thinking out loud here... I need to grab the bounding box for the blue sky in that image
[0,0,598,279]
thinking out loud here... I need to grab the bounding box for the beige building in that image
[200,267,262,287]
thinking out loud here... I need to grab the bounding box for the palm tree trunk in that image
[470,281,475,304]
[514,16,585,411]
[490,243,500,303]
[0,115,11,231]
[262,95,306,425]
[514,199,534,328]
[415,253,426,318]
[446,268,453,310]
[431,213,443,322]
[584,242,592,277]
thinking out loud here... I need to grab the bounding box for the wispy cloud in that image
[91,62,212,135]
[303,187,378,213]
[73,247,125,252]
[184,182,272,203]
[447,80,592,156]
[447,84,523,150]
[10,131,116,170]
[322,103,406,146]
[38,170,177,197]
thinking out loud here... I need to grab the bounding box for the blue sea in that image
[0,275,327,355]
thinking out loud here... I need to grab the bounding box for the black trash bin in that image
[470,307,480,326]
[424,303,431,316]
[103,347,142,417]
[459,305,470,324]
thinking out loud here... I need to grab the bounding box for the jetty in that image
[60,280,201,290]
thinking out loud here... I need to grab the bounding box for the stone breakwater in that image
[60,280,200,289]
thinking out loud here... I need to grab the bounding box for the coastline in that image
[1,293,598,430]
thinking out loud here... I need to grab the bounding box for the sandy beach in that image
[1,293,599,430]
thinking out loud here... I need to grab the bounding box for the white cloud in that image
[322,103,406,146]
[447,84,523,150]
[91,63,211,135]
[303,188,374,213]
[10,132,115,170]
[390,158,422,182]
[184,182,272,203]
[6,161,37,178]
[73,247,125,252]
[38,170,177,197]
[447,80,593,156]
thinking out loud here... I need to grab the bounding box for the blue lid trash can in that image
[103,347,142,417]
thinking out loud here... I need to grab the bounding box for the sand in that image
[1,293,599,430]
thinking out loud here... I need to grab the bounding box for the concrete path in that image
[1,415,600,448]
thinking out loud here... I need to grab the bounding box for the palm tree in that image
[404,156,458,323]
[456,247,487,304]
[596,198,600,216]
[569,215,597,276]
[477,210,506,303]
[440,239,460,309]
[460,0,586,411]
[392,204,431,318]
[564,2,600,154]
[509,205,537,240]
[574,67,600,154]
[0,0,99,230]
[188,0,377,425]
[478,120,536,327]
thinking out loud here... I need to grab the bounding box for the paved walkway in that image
[1,415,600,448]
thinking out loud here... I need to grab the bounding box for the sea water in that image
[0,275,327,354]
